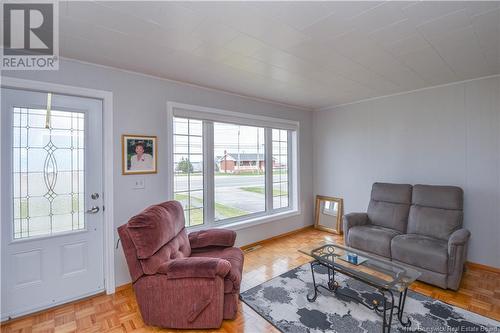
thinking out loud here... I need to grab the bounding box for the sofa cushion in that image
[127,201,188,259]
[412,185,463,210]
[371,183,412,204]
[407,206,463,241]
[367,183,412,232]
[347,225,401,258]
[191,247,244,294]
[391,234,448,274]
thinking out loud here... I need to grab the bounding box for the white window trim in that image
[166,101,300,230]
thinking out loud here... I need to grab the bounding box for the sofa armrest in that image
[188,229,236,249]
[448,228,470,253]
[447,228,470,290]
[343,213,369,243]
[157,257,231,279]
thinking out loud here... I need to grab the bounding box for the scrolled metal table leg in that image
[378,289,395,333]
[397,289,411,327]
[327,265,338,291]
[307,261,319,302]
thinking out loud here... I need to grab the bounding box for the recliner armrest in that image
[157,257,231,279]
[188,229,236,249]
[448,228,470,253]
[343,213,369,245]
[343,213,369,230]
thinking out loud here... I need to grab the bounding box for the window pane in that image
[173,117,204,227]
[174,192,190,211]
[214,122,265,221]
[190,136,202,154]
[12,108,85,239]
[189,208,203,226]
[189,119,202,136]
[272,129,290,210]
[174,135,188,154]
[174,117,188,135]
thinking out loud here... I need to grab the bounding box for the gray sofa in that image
[343,183,470,290]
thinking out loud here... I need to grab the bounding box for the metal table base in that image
[306,260,412,333]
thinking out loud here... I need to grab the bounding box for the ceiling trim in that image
[58,56,313,112]
[316,74,500,112]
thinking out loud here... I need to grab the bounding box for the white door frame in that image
[1,77,115,295]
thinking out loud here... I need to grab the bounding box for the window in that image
[214,122,265,221]
[170,103,298,228]
[13,108,85,239]
[173,118,204,227]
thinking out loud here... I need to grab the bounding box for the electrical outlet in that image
[133,179,145,189]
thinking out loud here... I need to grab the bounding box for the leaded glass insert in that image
[12,108,85,239]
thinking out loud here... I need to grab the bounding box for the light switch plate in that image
[133,178,145,189]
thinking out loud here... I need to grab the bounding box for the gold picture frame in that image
[122,134,157,175]
[314,195,344,234]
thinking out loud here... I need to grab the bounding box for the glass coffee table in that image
[299,242,421,333]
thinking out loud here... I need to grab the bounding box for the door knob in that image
[86,206,100,214]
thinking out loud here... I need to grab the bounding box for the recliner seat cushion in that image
[347,225,401,258]
[408,185,464,240]
[407,206,463,241]
[412,185,463,210]
[367,183,412,232]
[391,234,448,274]
[139,231,191,275]
[191,247,244,294]
[371,183,412,204]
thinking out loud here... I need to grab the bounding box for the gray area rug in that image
[240,263,500,333]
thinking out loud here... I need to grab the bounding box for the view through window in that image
[214,122,265,221]
[173,115,295,227]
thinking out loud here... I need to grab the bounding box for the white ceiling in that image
[57,1,500,109]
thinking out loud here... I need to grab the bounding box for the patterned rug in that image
[240,263,500,333]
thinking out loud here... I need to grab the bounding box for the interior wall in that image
[314,76,500,268]
[2,59,314,287]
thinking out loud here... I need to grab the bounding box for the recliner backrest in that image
[367,183,412,233]
[408,185,463,240]
[119,201,192,280]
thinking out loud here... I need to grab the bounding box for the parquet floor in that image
[2,227,499,332]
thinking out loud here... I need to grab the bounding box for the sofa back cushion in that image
[367,183,412,233]
[408,185,463,240]
[126,201,191,275]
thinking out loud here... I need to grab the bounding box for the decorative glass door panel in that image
[13,108,85,239]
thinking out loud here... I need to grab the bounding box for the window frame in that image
[167,102,300,230]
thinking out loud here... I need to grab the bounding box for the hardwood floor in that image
[2,227,499,332]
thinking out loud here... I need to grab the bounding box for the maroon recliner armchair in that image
[118,201,244,329]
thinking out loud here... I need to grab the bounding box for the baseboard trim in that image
[116,283,132,292]
[240,225,314,251]
[466,261,500,274]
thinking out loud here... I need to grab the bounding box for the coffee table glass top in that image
[299,242,421,292]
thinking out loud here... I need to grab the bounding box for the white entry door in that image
[1,88,104,320]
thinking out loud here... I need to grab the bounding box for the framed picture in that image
[122,135,157,175]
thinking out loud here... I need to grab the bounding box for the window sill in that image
[187,209,301,232]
